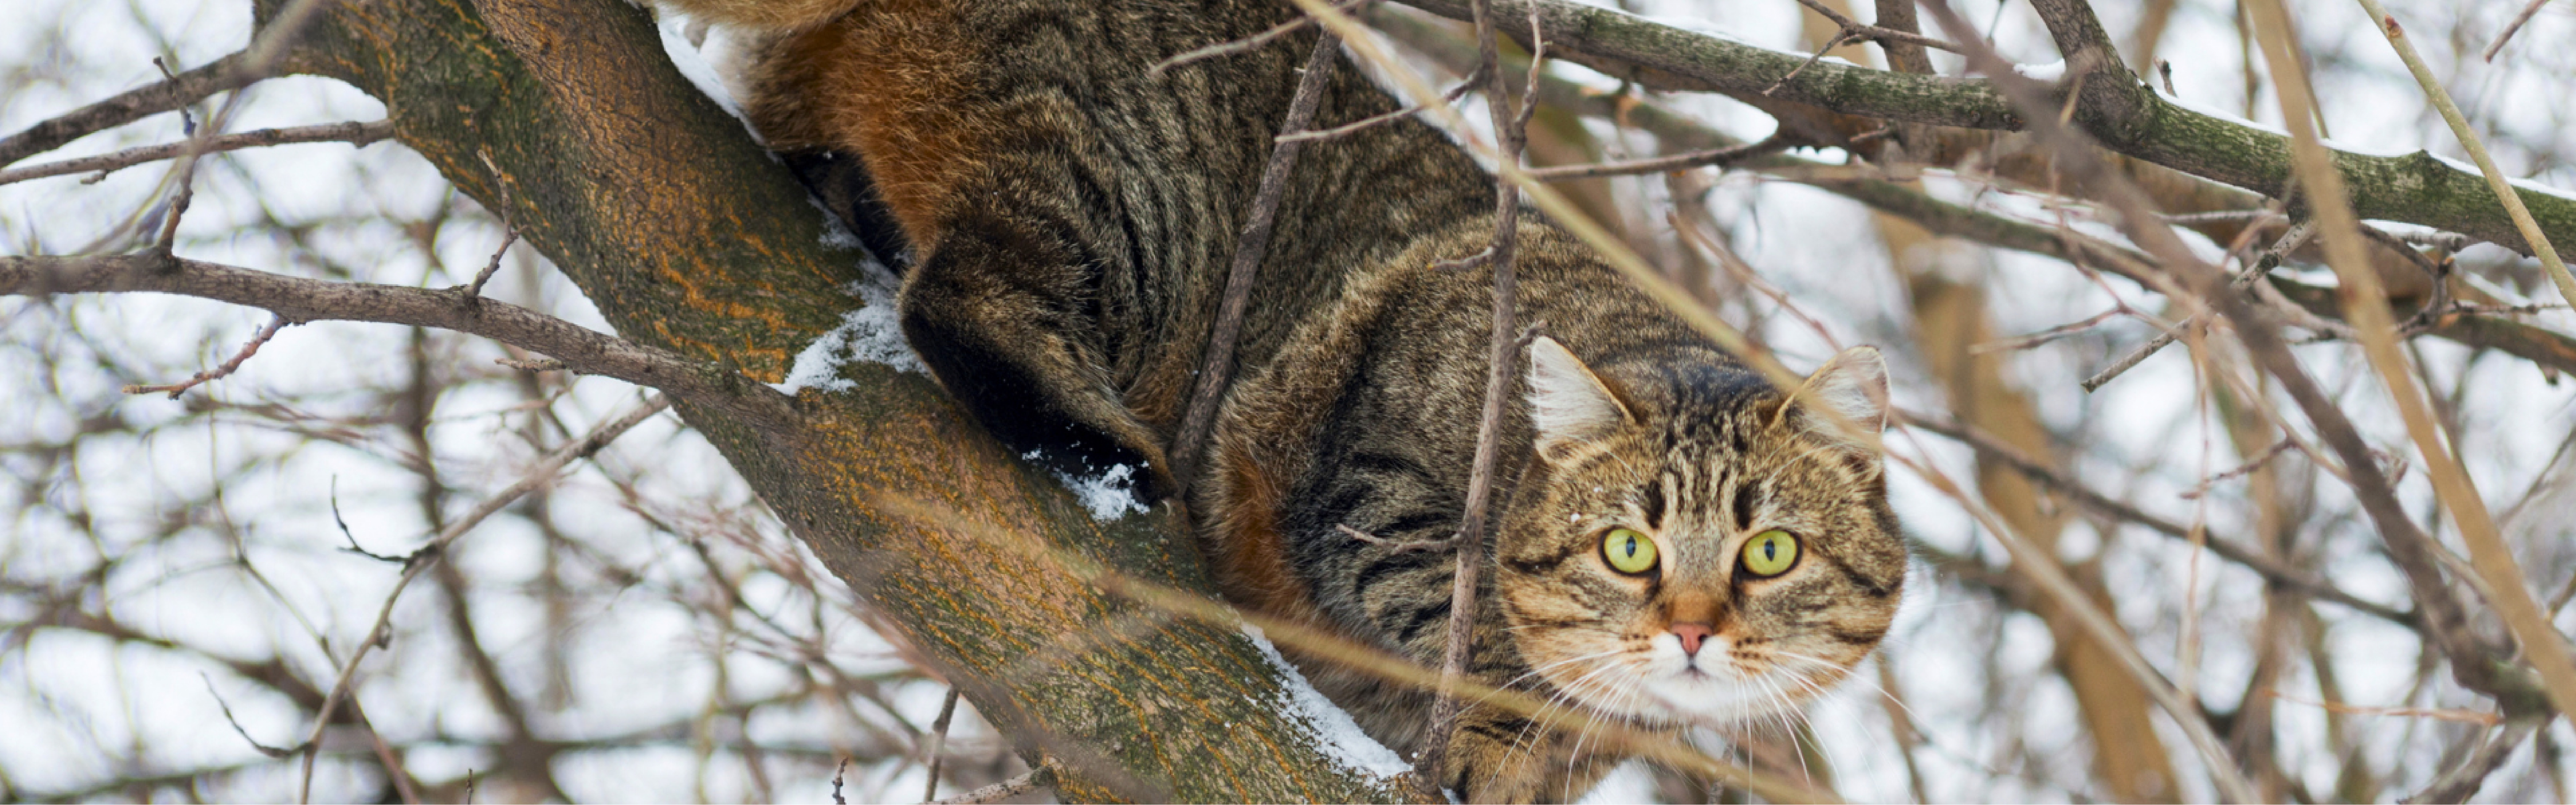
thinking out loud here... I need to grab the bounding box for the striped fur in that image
[658,0,1906,800]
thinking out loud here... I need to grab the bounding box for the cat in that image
[653,0,1909,800]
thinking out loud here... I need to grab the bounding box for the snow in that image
[1041,458,1149,521]
[2012,60,2066,82]
[654,13,760,139]
[772,269,922,394]
[1237,624,1416,782]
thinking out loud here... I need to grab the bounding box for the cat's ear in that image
[1778,346,1890,452]
[1527,336,1634,462]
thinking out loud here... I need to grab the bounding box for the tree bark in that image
[257,0,1413,799]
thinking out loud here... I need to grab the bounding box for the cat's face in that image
[1496,338,1906,726]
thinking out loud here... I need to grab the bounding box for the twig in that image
[2179,437,2296,499]
[0,120,393,186]
[1335,523,1455,555]
[294,395,674,803]
[1166,29,1344,485]
[2084,220,2315,391]
[202,673,304,759]
[1525,137,1791,181]
[0,51,256,170]
[465,152,519,298]
[2482,0,2554,61]
[1791,0,1969,55]
[929,764,1053,805]
[1277,65,1483,144]
[831,757,847,805]
[1416,3,1535,796]
[2262,690,2501,725]
[919,688,960,803]
[1898,411,2415,625]
[122,315,290,398]
[1151,0,1372,74]
[330,478,407,564]
[1968,308,2128,355]
[2358,2,2575,307]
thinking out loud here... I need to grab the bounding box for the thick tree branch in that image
[1369,8,2576,379]
[1389,0,2576,257]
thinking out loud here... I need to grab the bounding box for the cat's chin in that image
[1551,639,1823,726]
[1621,666,1816,725]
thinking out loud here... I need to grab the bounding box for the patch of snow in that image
[1037,456,1148,521]
[2012,60,2065,82]
[771,270,922,394]
[2427,152,2576,205]
[1238,624,1415,782]
[655,14,762,139]
[813,195,865,250]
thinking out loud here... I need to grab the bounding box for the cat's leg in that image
[899,197,1177,503]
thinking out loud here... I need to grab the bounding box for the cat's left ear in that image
[1527,336,1635,463]
[1777,346,1890,452]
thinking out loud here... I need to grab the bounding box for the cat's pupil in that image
[1620,536,1636,557]
[1761,542,1775,559]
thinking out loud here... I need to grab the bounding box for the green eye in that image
[1601,528,1658,575]
[1741,529,1800,577]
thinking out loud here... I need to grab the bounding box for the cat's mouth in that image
[1529,651,1817,727]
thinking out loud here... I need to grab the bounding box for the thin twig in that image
[1151,0,1372,74]
[2263,691,2502,725]
[465,152,519,298]
[202,673,304,759]
[2084,220,2315,391]
[1525,137,1791,181]
[1277,65,1482,144]
[0,120,393,186]
[2482,0,2553,62]
[1791,0,1969,55]
[1166,28,1345,486]
[2179,437,2296,499]
[831,758,848,805]
[1899,411,2416,625]
[122,315,290,398]
[919,688,960,803]
[1335,523,1455,555]
[295,395,674,803]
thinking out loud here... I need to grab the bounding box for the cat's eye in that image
[1600,528,1658,575]
[1740,529,1800,577]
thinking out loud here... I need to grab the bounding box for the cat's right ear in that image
[1527,336,1634,462]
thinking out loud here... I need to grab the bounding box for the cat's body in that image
[664,0,1908,800]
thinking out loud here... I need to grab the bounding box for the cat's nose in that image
[1670,622,1714,656]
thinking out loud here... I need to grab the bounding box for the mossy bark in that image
[260,0,1414,800]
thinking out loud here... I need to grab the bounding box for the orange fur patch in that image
[754,0,991,246]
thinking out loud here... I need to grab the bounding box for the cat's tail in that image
[653,0,859,31]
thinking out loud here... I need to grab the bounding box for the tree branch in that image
[0,120,394,186]
[0,254,800,435]
[1388,0,2576,257]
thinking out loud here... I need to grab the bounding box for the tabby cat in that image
[656,0,1909,800]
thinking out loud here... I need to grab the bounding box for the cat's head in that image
[1497,336,1906,726]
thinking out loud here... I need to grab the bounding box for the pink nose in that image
[1671,622,1714,656]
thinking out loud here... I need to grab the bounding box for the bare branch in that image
[122,314,291,398]
[1526,136,1790,181]
[1168,29,1344,485]
[0,51,256,170]
[0,254,800,434]
[2483,0,2553,62]
[0,120,394,186]
[929,764,1054,805]
[296,394,675,802]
